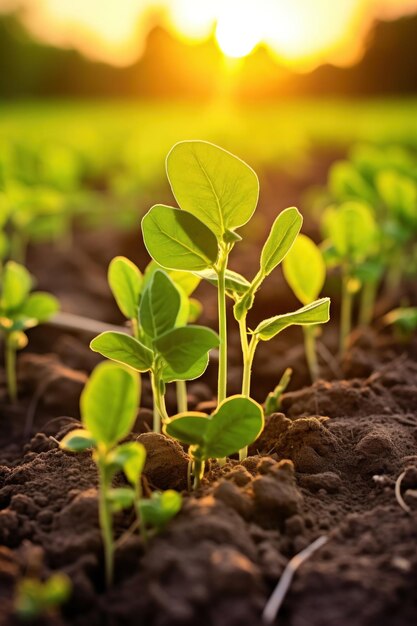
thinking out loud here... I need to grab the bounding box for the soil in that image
[1,157,417,625]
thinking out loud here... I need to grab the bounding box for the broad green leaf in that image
[60,428,96,452]
[41,574,71,606]
[108,441,146,486]
[81,361,140,446]
[162,353,209,383]
[139,490,182,530]
[154,325,219,374]
[254,298,330,341]
[20,292,59,323]
[107,487,135,512]
[204,396,264,459]
[166,141,259,239]
[144,261,201,296]
[324,202,378,263]
[164,413,210,445]
[142,204,218,271]
[283,234,326,305]
[90,331,153,372]
[2,261,32,311]
[259,207,303,278]
[195,268,250,297]
[108,256,143,320]
[140,270,181,339]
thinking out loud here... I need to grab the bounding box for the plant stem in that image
[97,453,113,587]
[239,333,258,461]
[5,335,17,403]
[358,280,377,328]
[176,380,188,413]
[303,325,319,383]
[192,458,205,489]
[216,256,228,405]
[150,370,169,433]
[339,271,353,359]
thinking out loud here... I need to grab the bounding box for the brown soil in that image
[1,160,417,625]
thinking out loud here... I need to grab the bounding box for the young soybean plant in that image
[91,268,219,433]
[283,234,327,382]
[322,201,378,357]
[60,361,182,586]
[164,395,264,489]
[142,141,259,406]
[0,261,59,401]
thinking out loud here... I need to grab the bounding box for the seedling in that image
[142,141,259,408]
[15,573,71,621]
[91,268,219,433]
[322,201,378,357]
[0,261,59,401]
[264,368,292,416]
[381,307,417,342]
[283,234,327,381]
[164,395,264,488]
[60,361,144,586]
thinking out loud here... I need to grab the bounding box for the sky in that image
[1,0,417,70]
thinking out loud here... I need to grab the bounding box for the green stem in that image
[176,380,188,413]
[303,325,319,383]
[239,334,258,462]
[5,335,17,403]
[216,256,228,405]
[150,370,169,433]
[192,458,205,490]
[358,280,377,328]
[339,271,353,359]
[98,453,113,587]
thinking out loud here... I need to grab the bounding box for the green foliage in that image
[142,204,218,271]
[15,573,71,620]
[165,396,264,486]
[382,307,417,341]
[254,298,330,341]
[140,270,181,339]
[166,141,259,241]
[283,235,326,305]
[0,261,59,401]
[139,490,182,532]
[90,332,154,372]
[259,207,303,278]
[265,368,292,416]
[108,256,143,320]
[323,202,378,264]
[153,326,219,374]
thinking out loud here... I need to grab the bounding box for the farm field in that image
[1,97,417,626]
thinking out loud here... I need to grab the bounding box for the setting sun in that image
[215,3,261,59]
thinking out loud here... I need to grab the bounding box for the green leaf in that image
[166,141,259,240]
[2,261,32,311]
[376,170,417,227]
[90,331,153,372]
[329,160,376,205]
[264,368,292,416]
[80,361,140,446]
[203,396,264,459]
[108,256,143,320]
[20,292,59,323]
[254,298,330,341]
[140,270,181,339]
[154,325,219,374]
[259,207,303,278]
[59,428,96,452]
[164,413,210,446]
[42,574,71,607]
[141,204,218,271]
[162,353,209,383]
[107,487,136,512]
[195,268,250,297]
[108,441,146,486]
[283,234,326,305]
[324,202,378,263]
[140,490,182,530]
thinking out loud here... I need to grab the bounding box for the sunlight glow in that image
[2,0,417,69]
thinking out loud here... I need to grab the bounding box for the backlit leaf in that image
[259,207,303,278]
[254,298,330,341]
[108,256,143,320]
[2,261,32,311]
[140,270,181,339]
[90,331,153,372]
[283,234,326,305]
[154,325,219,374]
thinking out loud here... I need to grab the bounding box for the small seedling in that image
[164,395,264,488]
[60,361,144,586]
[91,268,219,433]
[0,261,59,401]
[322,201,378,357]
[264,368,292,416]
[142,141,259,408]
[381,306,417,342]
[283,234,327,381]
[15,573,71,621]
